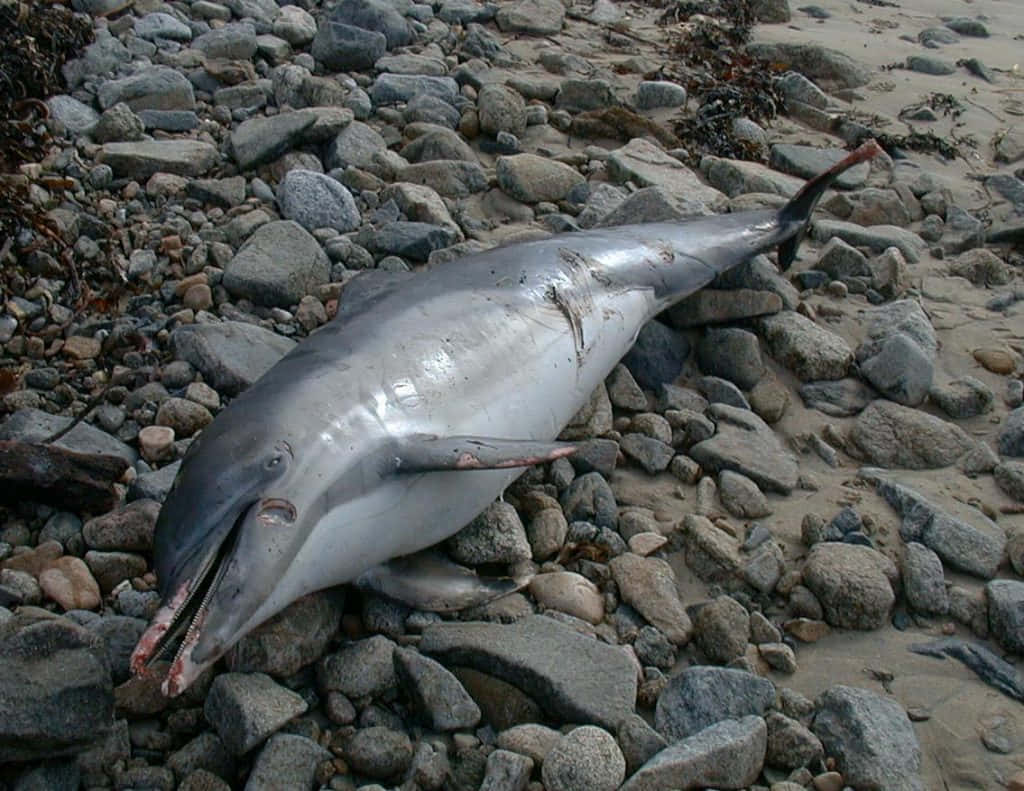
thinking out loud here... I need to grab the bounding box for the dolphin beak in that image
[130,508,249,696]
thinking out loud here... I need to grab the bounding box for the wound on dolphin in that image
[131,140,883,696]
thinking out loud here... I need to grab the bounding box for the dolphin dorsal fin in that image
[394,435,577,472]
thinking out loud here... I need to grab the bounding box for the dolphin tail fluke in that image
[355,551,531,612]
[395,435,577,472]
[776,139,883,270]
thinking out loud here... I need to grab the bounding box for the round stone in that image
[542,726,626,791]
[138,425,176,462]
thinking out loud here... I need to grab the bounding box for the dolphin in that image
[131,140,881,695]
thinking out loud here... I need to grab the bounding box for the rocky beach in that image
[1,0,1023,787]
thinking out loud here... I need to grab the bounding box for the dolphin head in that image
[130,405,333,696]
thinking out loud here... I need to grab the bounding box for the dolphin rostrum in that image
[131,140,882,695]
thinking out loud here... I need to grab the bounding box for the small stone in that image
[610,553,692,644]
[245,734,331,791]
[987,579,1024,654]
[138,425,175,463]
[528,572,604,624]
[480,749,533,791]
[38,557,100,610]
[447,501,531,564]
[204,673,308,756]
[542,726,625,791]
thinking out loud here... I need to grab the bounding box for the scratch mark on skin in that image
[547,285,586,368]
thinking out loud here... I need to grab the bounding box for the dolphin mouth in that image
[130,506,249,696]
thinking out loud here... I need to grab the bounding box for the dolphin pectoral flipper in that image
[395,435,577,472]
[354,551,531,612]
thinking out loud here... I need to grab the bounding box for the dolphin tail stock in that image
[776,139,884,271]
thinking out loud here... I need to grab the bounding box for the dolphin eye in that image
[264,453,285,471]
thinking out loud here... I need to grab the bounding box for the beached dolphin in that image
[131,141,881,695]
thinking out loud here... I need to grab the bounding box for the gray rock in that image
[204,673,307,756]
[765,710,822,769]
[192,22,258,59]
[244,734,331,791]
[394,647,481,730]
[420,615,636,729]
[227,590,344,677]
[317,634,397,698]
[858,333,933,406]
[906,55,956,75]
[693,595,750,663]
[339,727,412,780]
[0,616,113,761]
[62,32,131,88]
[987,579,1024,654]
[941,206,984,255]
[560,471,616,528]
[634,81,687,110]
[399,160,489,198]
[746,42,872,89]
[713,255,799,309]
[542,727,625,791]
[479,749,532,791]
[405,93,460,128]
[622,319,690,390]
[313,20,387,70]
[85,615,146,682]
[47,95,100,136]
[689,403,800,493]
[803,543,895,629]
[12,761,80,791]
[93,103,144,143]
[496,154,584,203]
[370,221,459,261]
[718,470,771,518]
[83,500,158,552]
[608,139,726,211]
[98,140,218,179]
[134,12,192,41]
[850,400,981,470]
[128,460,180,502]
[770,144,869,189]
[98,66,194,111]
[623,716,766,791]
[495,0,565,34]
[617,715,668,776]
[930,376,994,419]
[668,288,782,328]
[0,408,136,465]
[272,6,316,46]
[170,321,295,397]
[231,111,317,170]
[138,109,200,132]
[759,311,852,382]
[610,553,692,645]
[812,685,923,791]
[948,248,1012,287]
[810,219,926,263]
[775,70,828,108]
[1000,407,1024,457]
[702,156,803,198]
[277,170,359,233]
[447,501,531,564]
[816,237,870,279]
[478,84,527,137]
[995,461,1024,502]
[697,327,764,390]
[620,433,674,474]
[224,220,330,308]
[903,542,948,615]
[325,0,413,48]
[655,666,774,741]
[598,187,713,226]
[371,74,458,106]
[326,120,388,170]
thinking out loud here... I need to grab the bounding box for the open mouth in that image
[130,509,247,695]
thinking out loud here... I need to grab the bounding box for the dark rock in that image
[204,672,308,756]
[622,320,689,390]
[245,734,332,791]
[654,666,774,741]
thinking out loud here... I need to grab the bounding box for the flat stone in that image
[230,111,317,171]
[621,716,767,791]
[655,666,774,741]
[745,42,873,89]
[224,220,330,308]
[668,289,782,328]
[419,615,636,729]
[610,553,692,644]
[495,0,565,34]
[702,156,804,198]
[759,311,852,382]
[98,66,194,111]
[98,140,218,180]
[689,403,799,494]
[810,220,926,264]
[170,321,295,397]
[608,139,727,211]
[394,647,481,730]
[0,408,136,465]
[769,144,869,189]
[850,400,980,470]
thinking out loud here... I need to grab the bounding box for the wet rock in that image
[204,673,308,756]
[759,311,852,382]
[655,665,774,741]
[394,646,481,730]
[0,616,113,761]
[610,553,692,644]
[224,220,330,308]
[542,726,625,791]
[850,400,981,470]
[693,595,750,663]
[987,580,1024,654]
[245,734,331,791]
[623,716,767,791]
[812,685,923,791]
[227,590,344,677]
[803,543,895,629]
[420,615,636,729]
[338,726,412,780]
[690,403,799,494]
